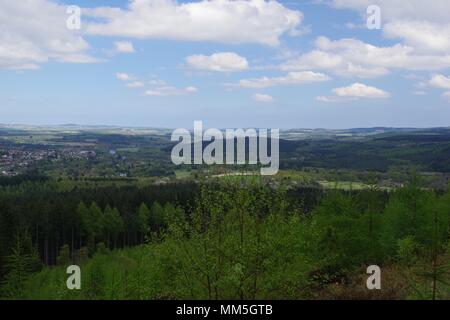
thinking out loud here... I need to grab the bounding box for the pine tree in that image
[89,202,103,242]
[0,230,42,298]
[76,201,90,248]
[150,202,165,232]
[103,206,124,248]
[56,244,71,266]
[137,203,150,243]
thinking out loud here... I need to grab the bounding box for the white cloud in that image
[317,1,450,88]
[252,93,274,103]
[330,0,450,53]
[84,0,303,46]
[282,47,389,78]
[116,73,134,81]
[185,86,198,93]
[384,21,450,54]
[115,73,195,96]
[233,71,331,89]
[282,37,450,79]
[149,79,167,86]
[334,83,390,98]
[316,96,342,103]
[284,50,342,70]
[331,0,450,24]
[114,41,135,54]
[144,86,198,97]
[318,83,390,102]
[186,52,249,72]
[127,81,145,88]
[429,74,450,90]
[0,0,96,70]
[427,74,450,100]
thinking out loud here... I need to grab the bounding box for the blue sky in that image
[1,0,450,129]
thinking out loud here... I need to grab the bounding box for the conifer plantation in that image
[0,174,449,300]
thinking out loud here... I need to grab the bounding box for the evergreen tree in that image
[105,206,124,248]
[1,231,42,298]
[56,244,71,266]
[137,203,150,243]
[150,202,165,232]
[77,201,90,248]
[89,202,104,246]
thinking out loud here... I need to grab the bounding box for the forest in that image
[0,173,449,300]
[2,126,450,182]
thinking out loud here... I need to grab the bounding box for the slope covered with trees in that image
[0,176,449,299]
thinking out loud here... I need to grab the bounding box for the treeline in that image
[0,175,324,274]
[279,136,450,173]
[0,171,48,187]
[0,177,199,276]
[73,200,179,253]
[1,176,449,299]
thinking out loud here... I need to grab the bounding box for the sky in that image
[1,0,450,129]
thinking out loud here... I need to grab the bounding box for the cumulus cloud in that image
[115,72,196,97]
[84,0,303,46]
[333,83,390,98]
[0,0,96,70]
[316,96,340,103]
[282,37,450,79]
[318,83,390,102]
[427,74,450,100]
[149,79,167,86]
[281,47,389,78]
[331,0,450,24]
[186,52,249,72]
[252,93,274,103]
[429,74,450,90]
[330,0,450,53]
[114,41,135,54]
[116,73,134,81]
[384,21,450,54]
[144,86,198,97]
[305,1,450,87]
[232,71,331,89]
[127,81,145,88]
